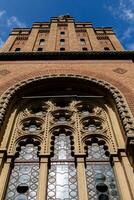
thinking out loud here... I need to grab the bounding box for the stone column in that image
[77,158,88,200]
[0,158,11,200]
[113,157,133,200]
[37,157,48,200]
[106,105,125,149]
[86,27,103,50]
[46,21,57,51]
[121,153,134,198]
[68,21,80,51]
[108,33,124,50]
[0,150,6,174]
[23,27,39,51]
[1,108,17,150]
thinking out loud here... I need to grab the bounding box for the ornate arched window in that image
[1,76,133,200]
[85,138,119,200]
[5,140,40,200]
[47,130,78,200]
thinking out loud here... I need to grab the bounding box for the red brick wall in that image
[0,59,133,115]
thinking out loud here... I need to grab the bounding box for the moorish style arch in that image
[0,74,134,200]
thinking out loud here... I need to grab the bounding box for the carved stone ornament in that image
[113,68,127,74]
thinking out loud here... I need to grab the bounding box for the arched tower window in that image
[5,141,40,200]
[85,138,119,200]
[39,39,45,45]
[47,130,78,199]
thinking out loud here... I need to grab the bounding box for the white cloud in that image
[105,0,134,50]
[105,0,134,22]
[0,10,6,18]
[0,9,26,46]
[7,16,26,28]
[121,27,134,40]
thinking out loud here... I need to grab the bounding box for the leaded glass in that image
[87,143,109,161]
[22,121,41,133]
[86,164,119,200]
[5,144,39,200]
[88,125,97,132]
[16,144,38,161]
[86,142,119,200]
[47,134,78,200]
[51,134,73,161]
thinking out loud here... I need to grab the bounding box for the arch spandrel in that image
[0,74,134,166]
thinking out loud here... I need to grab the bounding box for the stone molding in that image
[0,51,134,61]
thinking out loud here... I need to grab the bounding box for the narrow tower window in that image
[82,47,88,51]
[15,48,21,52]
[80,38,86,45]
[39,39,45,45]
[37,47,43,51]
[60,31,65,35]
[60,47,65,51]
[60,39,65,46]
[104,47,110,51]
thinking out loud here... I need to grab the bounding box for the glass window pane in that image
[47,163,78,200]
[86,164,120,200]
[85,141,120,200]
[87,143,109,161]
[47,133,78,199]
[52,134,73,161]
[5,144,39,200]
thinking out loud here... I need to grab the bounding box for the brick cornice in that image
[0,51,134,61]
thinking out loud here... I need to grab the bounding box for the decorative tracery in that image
[5,99,121,200]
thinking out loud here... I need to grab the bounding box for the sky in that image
[0,0,134,50]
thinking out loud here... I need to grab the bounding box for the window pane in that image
[39,39,45,45]
[16,144,38,161]
[47,133,78,200]
[47,163,78,200]
[87,143,109,160]
[85,142,119,200]
[5,144,39,200]
[52,134,73,161]
[5,163,39,200]
[86,164,119,200]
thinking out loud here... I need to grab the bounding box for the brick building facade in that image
[0,15,134,200]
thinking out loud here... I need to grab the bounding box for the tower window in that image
[104,47,110,51]
[60,39,65,46]
[82,47,88,51]
[80,38,86,45]
[15,48,21,52]
[60,47,65,51]
[39,39,45,45]
[37,48,43,52]
[60,31,65,35]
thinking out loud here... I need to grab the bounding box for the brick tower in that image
[0,15,134,200]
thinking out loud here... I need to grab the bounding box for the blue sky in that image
[0,0,134,50]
